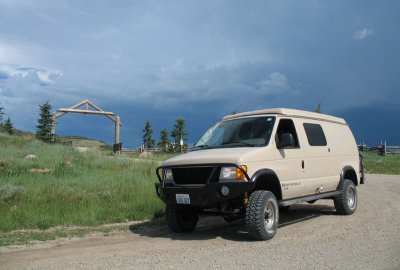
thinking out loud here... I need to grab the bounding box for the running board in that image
[279,191,341,207]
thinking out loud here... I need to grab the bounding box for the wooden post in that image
[115,116,120,145]
[360,141,365,151]
[379,141,386,156]
[51,112,56,142]
[384,141,387,156]
[115,116,120,154]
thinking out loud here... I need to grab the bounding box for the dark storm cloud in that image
[0,0,399,146]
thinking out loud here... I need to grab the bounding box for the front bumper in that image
[155,181,255,207]
[155,163,254,207]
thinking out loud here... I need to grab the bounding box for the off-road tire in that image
[334,179,357,215]
[165,204,199,233]
[245,190,279,240]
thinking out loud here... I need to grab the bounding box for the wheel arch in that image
[339,166,358,188]
[250,169,282,200]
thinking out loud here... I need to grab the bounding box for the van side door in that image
[301,122,337,195]
[274,118,305,199]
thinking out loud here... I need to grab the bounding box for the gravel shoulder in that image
[1,174,399,270]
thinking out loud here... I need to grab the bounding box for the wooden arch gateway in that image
[51,100,122,152]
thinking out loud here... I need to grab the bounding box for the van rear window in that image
[303,123,327,146]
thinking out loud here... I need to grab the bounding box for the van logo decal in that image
[282,182,300,190]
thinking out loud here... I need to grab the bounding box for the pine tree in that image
[158,128,171,151]
[0,106,4,123]
[142,120,156,149]
[313,102,322,113]
[36,101,53,142]
[0,106,4,131]
[4,117,13,134]
[171,118,188,151]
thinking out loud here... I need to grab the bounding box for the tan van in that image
[155,108,365,240]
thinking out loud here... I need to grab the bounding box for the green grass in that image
[0,132,165,243]
[362,151,400,175]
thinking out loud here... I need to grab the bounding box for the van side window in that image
[275,119,300,148]
[303,123,327,146]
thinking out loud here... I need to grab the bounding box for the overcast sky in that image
[1,0,399,147]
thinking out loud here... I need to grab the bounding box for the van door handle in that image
[302,160,305,169]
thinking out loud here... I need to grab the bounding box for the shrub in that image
[0,184,26,202]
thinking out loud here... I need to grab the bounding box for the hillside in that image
[3,126,112,149]
[55,135,112,150]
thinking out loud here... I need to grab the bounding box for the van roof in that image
[222,108,347,124]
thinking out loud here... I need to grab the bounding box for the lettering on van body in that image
[282,182,301,190]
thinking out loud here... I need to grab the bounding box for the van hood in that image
[163,147,264,166]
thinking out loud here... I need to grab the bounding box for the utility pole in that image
[180,133,183,153]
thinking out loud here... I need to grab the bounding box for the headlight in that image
[163,169,174,182]
[220,167,236,180]
[220,166,247,180]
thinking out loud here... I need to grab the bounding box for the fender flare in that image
[338,166,358,189]
[250,169,282,200]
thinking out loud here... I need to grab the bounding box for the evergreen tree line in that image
[5,100,324,150]
[0,105,14,134]
[142,118,188,152]
[0,101,53,139]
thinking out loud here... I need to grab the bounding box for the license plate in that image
[176,194,190,204]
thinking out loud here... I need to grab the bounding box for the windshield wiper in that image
[221,141,256,147]
[193,144,212,150]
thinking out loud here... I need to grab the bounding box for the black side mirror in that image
[278,133,295,149]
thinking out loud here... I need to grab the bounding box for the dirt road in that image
[1,174,399,270]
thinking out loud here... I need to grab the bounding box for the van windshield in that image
[193,116,276,150]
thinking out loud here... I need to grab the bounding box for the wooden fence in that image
[122,144,400,156]
[121,143,400,156]
[358,141,400,155]
[121,145,192,154]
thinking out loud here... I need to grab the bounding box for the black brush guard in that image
[155,163,255,207]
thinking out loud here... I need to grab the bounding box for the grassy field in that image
[0,132,399,246]
[0,132,168,245]
[361,151,400,175]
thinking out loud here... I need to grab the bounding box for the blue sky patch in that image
[0,72,9,80]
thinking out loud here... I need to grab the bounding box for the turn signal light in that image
[236,166,247,180]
